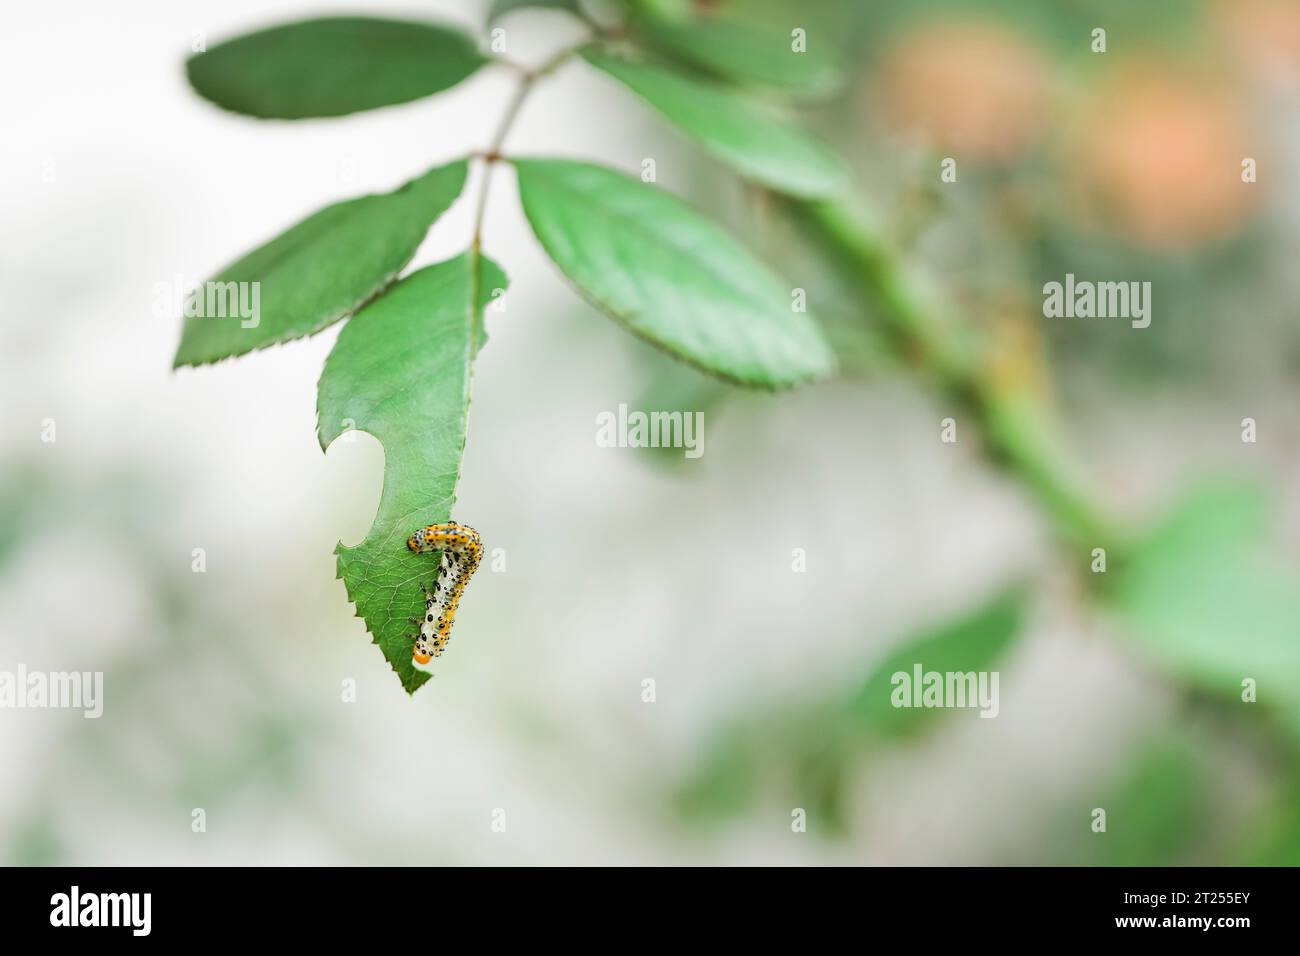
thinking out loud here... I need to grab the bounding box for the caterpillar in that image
[406,521,484,666]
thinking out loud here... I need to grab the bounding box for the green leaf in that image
[317,253,506,693]
[186,17,486,119]
[583,51,848,198]
[674,588,1026,830]
[632,359,730,469]
[1240,772,1300,865]
[671,727,762,822]
[488,0,582,21]
[631,15,844,97]
[1107,481,1300,725]
[173,159,469,368]
[512,158,834,388]
[846,588,1027,734]
[1049,738,1208,866]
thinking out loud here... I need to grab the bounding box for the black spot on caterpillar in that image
[406,522,483,665]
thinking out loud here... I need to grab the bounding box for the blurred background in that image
[1,0,1297,865]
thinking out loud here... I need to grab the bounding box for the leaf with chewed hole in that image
[173,159,468,368]
[317,253,506,693]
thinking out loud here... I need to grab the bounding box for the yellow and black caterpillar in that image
[406,521,484,665]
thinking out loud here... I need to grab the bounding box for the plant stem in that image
[470,77,531,254]
[795,197,1119,555]
[468,39,593,319]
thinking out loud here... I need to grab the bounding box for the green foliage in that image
[317,254,506,693]
[153,0,1300,868]
[629,13,844,97]
[846,588,1027,735]
[1240,772,1300,866]
[1052,740,1208,866]
[173,160,469,367]
[671,726,762,822]
[512,157,835,387]
[175,3,1290,746]
[488,0,583,22]
[1107,482,1300,736]
[849,0,1208,57]
[632,359,731,470]
[583,51,848,198]
[674,587,1028,829]
[176,6,861,688]
[186,17,485,119]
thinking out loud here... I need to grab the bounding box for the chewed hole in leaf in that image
[320,428,386,551]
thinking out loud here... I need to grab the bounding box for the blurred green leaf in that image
[488,0,582,21]
[6,816,64,866]
[1053,740,1207,866]
[173,160,468,367]
[672,727,762,822]
[512,158,835,388]
[186,17,485,119]
[630,13,844,97]
[790,720,856,836]
[621,0,692,22]
[847,588,1027,734]
[1107,482,1300,733]
[675,587,1027,830]
[836,0,1207,60]
[632,359,731,469]
[584,51,848,198]
[317,253,506,693]
[1240,773,1300,866]
[823,316,892,378]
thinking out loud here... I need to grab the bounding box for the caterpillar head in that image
[413,636,434,666]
